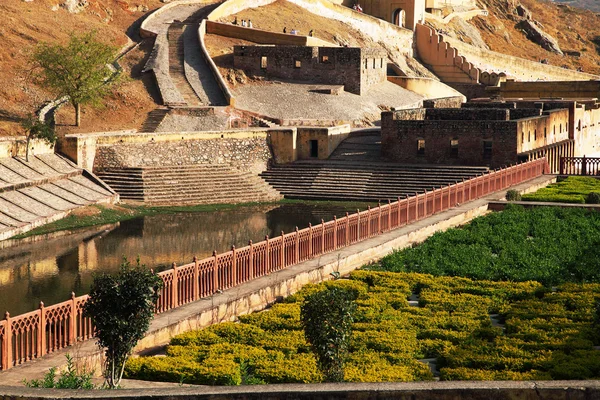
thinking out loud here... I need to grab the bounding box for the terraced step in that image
[259,160,487,202]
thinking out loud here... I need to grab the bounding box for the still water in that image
[0,203,359,316]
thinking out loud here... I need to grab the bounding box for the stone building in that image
[339,0,426,30]
[233,45,387,95]
[380,100,600,172]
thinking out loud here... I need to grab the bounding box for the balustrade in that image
[0,158,548,371]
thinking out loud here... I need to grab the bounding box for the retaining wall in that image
[3,381,600,399]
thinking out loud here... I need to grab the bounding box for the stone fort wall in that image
[233,46,386,95]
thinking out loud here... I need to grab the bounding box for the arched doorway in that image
[392,8,405,27]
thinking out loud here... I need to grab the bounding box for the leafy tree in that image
[20,113,57,162]
[23,354,95,389]
[300,287,357,382]
[30,31,119,127]
[84,258,163,388]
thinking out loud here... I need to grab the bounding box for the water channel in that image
[0,203,362,316]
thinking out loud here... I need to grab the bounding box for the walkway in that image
[0,174,554,387]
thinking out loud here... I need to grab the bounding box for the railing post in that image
[249,241,254,279]
[415,192,419,221]
[280,231,285,268]
[172,263,178,308]
[388,199,392,230]
[212,251,218,293]
[356,210,360,240]
[69,292,76,345]
[345,213,350,245]
[295,227,299,263]
[193,256,199,301]
[378,202,382,233]
[367,206,371,237]
[583,155,588,175]
[3,312,11,370]
[39,302,45,357]
[333,216,337,250]
[308,225,312,256]
[321,219,325,254]
[265,235,271,273]
[231,246,237,285]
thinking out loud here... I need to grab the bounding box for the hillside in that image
[0,0,163,137]
[2,0,600,137]
[429,0,600,75]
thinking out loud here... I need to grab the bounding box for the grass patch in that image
[10,199,376,240]
[522,176,600,204]
[371,205,600,286]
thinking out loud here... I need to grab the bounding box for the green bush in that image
[522,176,600,203]
[505,190,522,201]
[586,192,600,204]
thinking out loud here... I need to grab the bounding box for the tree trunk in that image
[75,103,81,127]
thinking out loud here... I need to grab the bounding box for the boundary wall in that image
[205,21,334,46]
[207,0,414,56]
[0,158,548,372]
[0,138,55,160]
[198,20,235,106]
[416,24,598,84]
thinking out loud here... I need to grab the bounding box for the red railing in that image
[560,156,600,176]
[0,158,548,371]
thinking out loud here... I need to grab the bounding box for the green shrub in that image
[586,192,600,204]
[24,354,95,389]
[522,176,600,204]
[506,190,522,201]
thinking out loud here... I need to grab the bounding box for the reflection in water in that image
[0,203,355,315]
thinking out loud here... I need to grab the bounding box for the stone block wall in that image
[94,137,271,175]
[233,45,386,95]
[381,111,519,167]
[424,108,510,121]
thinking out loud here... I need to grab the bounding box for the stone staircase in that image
[140,108,170,132]
[328,130,381,161]
[259,161,489,202]
[0,154,118,240]
[95,165,282,205]
[168,23,202,107]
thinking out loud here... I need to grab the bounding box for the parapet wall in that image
[444,36,599,82]
[424,108,510,120]
[0,137,55,159]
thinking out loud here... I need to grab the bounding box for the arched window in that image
[534,129,537,140]
[528,131,531,142]
[544,127,547,138]
[417,138,425,155]
[392,8,406,27]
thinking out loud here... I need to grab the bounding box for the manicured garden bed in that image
[375,205,600,285]
[125,272,600,384]
[521,176,600,204]
[124,206,600,384]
